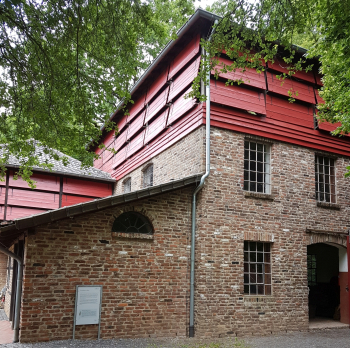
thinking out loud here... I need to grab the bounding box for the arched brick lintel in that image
[306,231,347,248]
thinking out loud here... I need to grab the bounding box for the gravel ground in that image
[1,329,350,348]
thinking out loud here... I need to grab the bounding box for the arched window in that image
[123,177,131,193]
[112,212,153,234]
[143,164,153,188]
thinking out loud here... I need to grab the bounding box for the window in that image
[244,241,271,295]
[123,178,131,193]
[307,254,317,287]
[244,141,270,193]
[315,155,336,203]
[112,212,153,234]
[143,164,153,188]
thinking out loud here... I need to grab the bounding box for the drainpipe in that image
[0,245,23,343]
[189,20,218,338]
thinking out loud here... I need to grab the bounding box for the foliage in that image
[0,0,195,183]
[195,0,350,138]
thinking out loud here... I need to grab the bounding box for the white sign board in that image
[75,286,102,326]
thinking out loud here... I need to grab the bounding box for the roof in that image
[1,144,114,182]
[0,173,203,247]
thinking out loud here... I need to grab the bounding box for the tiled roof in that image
[1,144,114,182]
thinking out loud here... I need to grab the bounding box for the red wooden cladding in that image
[145,67,169,104]
[102,130,116,149]
[6,206,47,220]
[315,89,324,104]
[112,144,129,170]
[126,111,146,141]
[61,195,95,208]
[0,206,3,220]
[113,105,203,180]
[126,130,146,160]
[93,154,103,169]
[144,86,169,124]
[266,95,315,129]
[167,87,196,126]
[168,56,200,102]
[113,131,127,152]
[128,94,146,124]
[63,178,112,197]
[211,56,266,90]
[101,156,115,174]
[144,109,168,145]
[116,113,129,134]
[267,58,316,84]
[168,34,200,79]
[8,171,60,192]
[102,144,115,164]
[211,80,266,115]
[266,72,316,104]
[7,189,59,209]
[0,187,5,204]
[315,73,323,87]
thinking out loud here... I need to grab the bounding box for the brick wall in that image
[193,127,350,337]
[3,246,13,318]
[0,252,8,308]
[20,187,194,343]
[114,127,205,194]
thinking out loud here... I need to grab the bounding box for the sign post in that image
[73,285,103,339]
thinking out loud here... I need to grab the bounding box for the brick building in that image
[0,8,350,343]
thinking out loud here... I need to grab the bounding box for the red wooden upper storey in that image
[93,9,350,180]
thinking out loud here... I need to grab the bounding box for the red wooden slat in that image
[318,121,343,133]
[113,131,127,153]
[6,206,47,220]
[167,87,196,126]
[116,113,128,134]
[61,195,95,208]
[126,111,146,141]
[211,80,266,115]
[144,86,169,124]
[0,205,4,220]
[168,56,200,102]
[0,187,5,204]
[7,189,59,209]
[145,68,169,104]
[63,178,112,197]
[211,56,266,90]
[266,95,314,128]
[267,72,315,104]
[314,72,323,87]
[267,58,316,84]
[126,130,145,159]
[144,109,168,145]
[315,89,324,104]
[8,172,60,192]
[128,94,146,123]
[168,35,200,79]
[93,154,103,169]
[111,144,129,170]
[102,130,116,149]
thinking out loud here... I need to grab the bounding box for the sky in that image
[194,0,216,10]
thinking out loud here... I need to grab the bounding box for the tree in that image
[195,0,350,176]
[0,0,195,182]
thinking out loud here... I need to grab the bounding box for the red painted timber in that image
[168,56,200,102]
[112,105,203,179]
[168,34,200,79]
[145,67,169,104]
[126,130,146,160]
[128,94,146,124]
[144,109,168,145]
[7,189,59,209]
[0,187,5,204]
[110,144,129,171]
[0,206,4,220]
[61,195,95,207]
[267,58,316,84]
[6,206,47,220]
[167,87,196,126]
[63,178,112,197]
[211,80,266,115]
[266,72,315,104]
[212,56,266,90]
[8,171,60,192]
[266,95,315,129]
[144,86,169,124]
[314,72,323,87]
[116,113,129,134]
[102,130,116,149]
[126,110,146,141]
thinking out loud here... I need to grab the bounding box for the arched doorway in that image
[307,242,349,326]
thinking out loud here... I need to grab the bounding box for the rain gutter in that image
[0,245,22,343]
[189,19,218,338]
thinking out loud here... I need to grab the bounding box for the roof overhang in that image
[0,174,203,247]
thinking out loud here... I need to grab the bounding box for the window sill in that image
[316,201,341,210]
[244,191,274,201]
[111,232,154,240]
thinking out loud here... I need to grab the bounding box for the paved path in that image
[0,309,13,345]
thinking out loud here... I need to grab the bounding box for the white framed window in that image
[315,155,336,203]
[244,141,271,193]
[143,164,153,188]
[244,241,272,295]
[123,178,131,193]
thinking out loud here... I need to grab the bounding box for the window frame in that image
[123,177,131,193]
[243,140,271,194]
[244,241,272,296]
[315,154,336,203]
[143,163,154,188]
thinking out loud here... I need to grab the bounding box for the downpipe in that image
[189,20,218,338]
[0,245,23,343]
